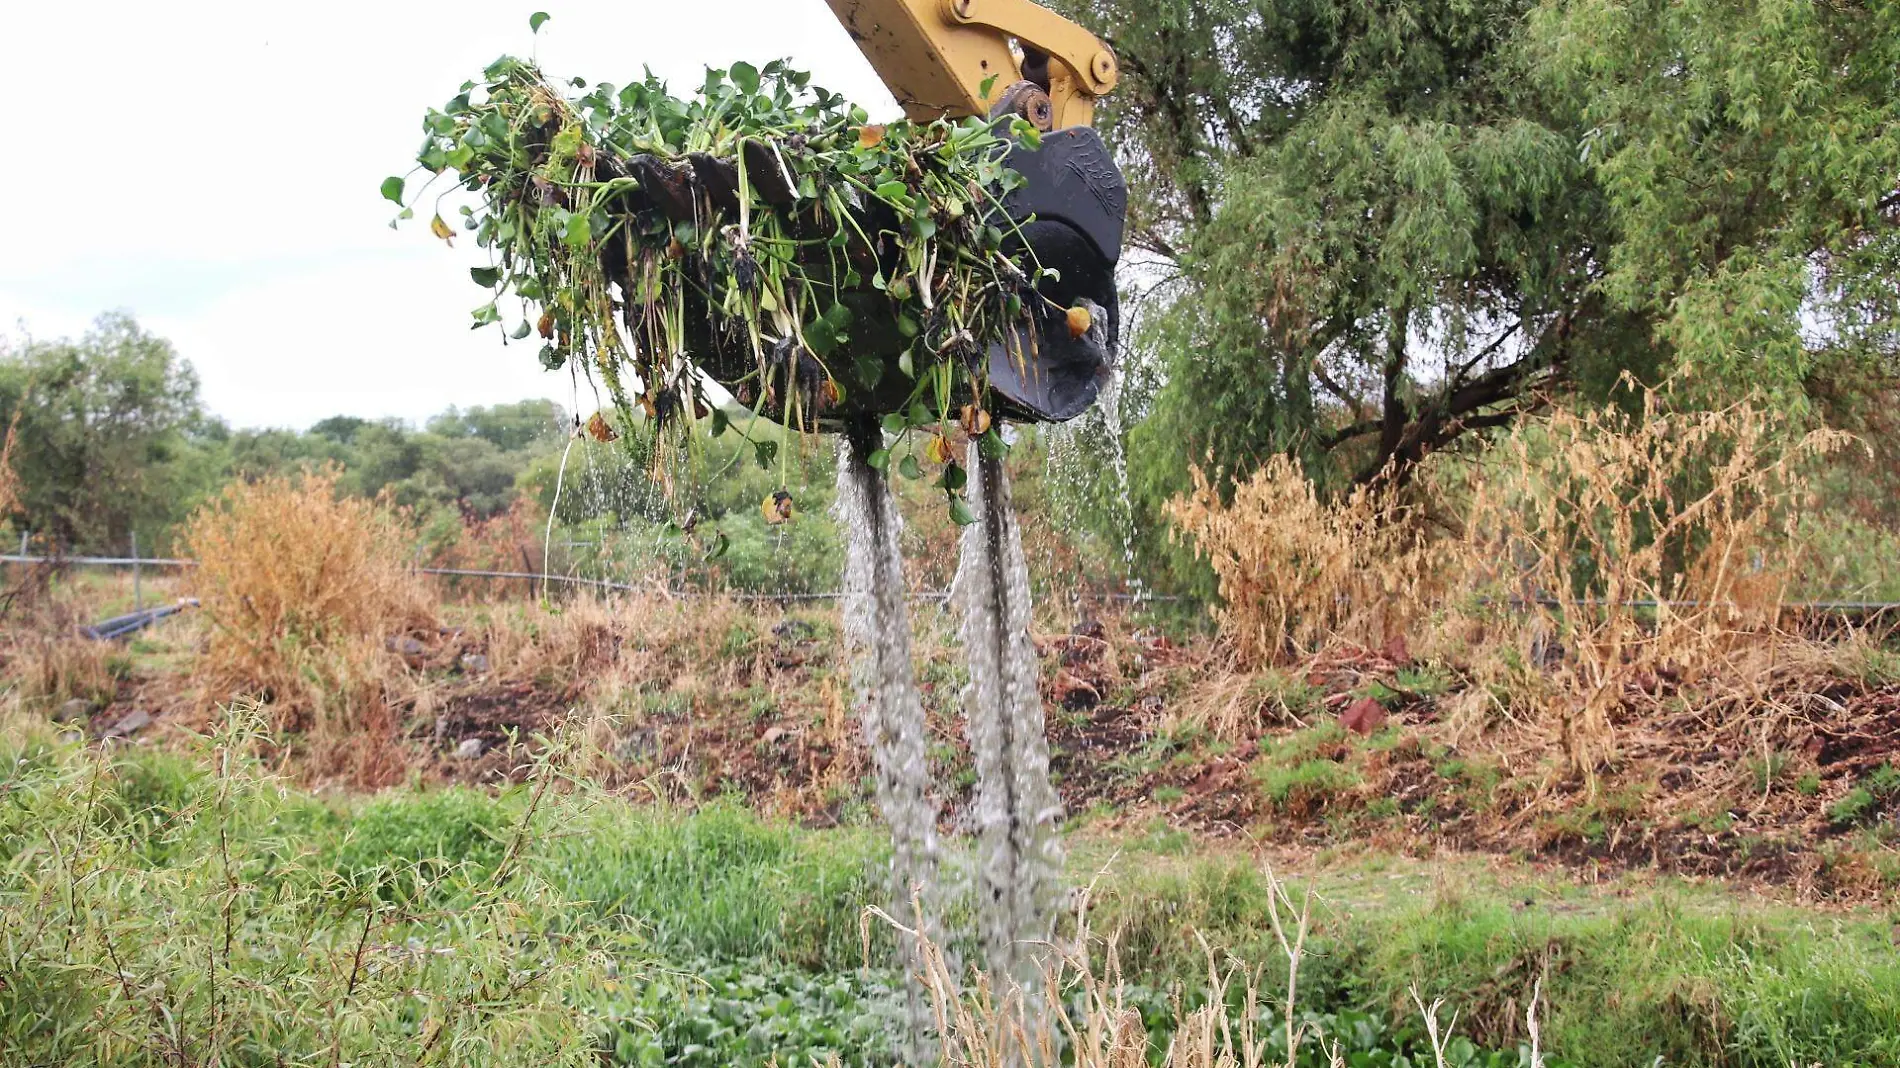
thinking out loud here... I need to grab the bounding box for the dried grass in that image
[0,571,127,716]
[182,467,434,783]
[1171,385,1857,769]
[859,866,1541,1068]
[1168,456,1448,666]
[1449,390,1851,768]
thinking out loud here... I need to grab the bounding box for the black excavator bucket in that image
[601,125,1125,427]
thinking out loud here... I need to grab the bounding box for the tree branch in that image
[1451,319,1522,385]
[1310,363,1371,422]
[1352,308,1576,485]
[1315,417,1383,450]
[1376,308,1410,469]
[1107,35,1216,228]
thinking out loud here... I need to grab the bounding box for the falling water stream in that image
[953,442,1064,989]
[833,428,945,1055]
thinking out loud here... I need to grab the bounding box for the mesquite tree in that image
[1058,0,1897,511]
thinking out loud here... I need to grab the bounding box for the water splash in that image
[833,431,945,1054]
[1096,364,1142,601]
[953,442,1064,989]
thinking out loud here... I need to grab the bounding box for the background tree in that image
[1531,0,1900,516]
[1048,0,1897,587]
[0,313,217,552]
[1067,0,1633,494]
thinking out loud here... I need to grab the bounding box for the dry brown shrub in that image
[1168,455,1448,666]
[1170,385,1854,769]
[183,468,434,782]
[0,410,21,520]
[1449,391,1851,767]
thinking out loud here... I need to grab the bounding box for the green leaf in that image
[731,61,760,95]
[529,11,551,33]
[855,356,885,390]
[563,212,592,247]
[510,321,533,340]
[470,266,502,287]
[875,181,909,202]
[978,428,1008,460]
[866,448,890,471]
[908,402,931,427]
[753,440,779,468]
[898,455,923,480]
[380,176,405,204]
[881,413,907,435]
[710,408,731,437]
[941,462,967,492]
[949,498,977,526]
[979,74,999,100]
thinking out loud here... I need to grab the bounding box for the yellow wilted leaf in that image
[761,490,795,525]
[537,310,556,339]
[857,125,885,149]
[1065,304,1092,340]
[925,434,955,465]
[430,214,455,245]
[585,412,618,443]
[959,405,991,436]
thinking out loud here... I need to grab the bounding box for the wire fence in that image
[0,554,1173,605]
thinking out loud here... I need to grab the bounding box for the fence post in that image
[131,531,142,612]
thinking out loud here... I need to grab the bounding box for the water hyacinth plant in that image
[387,50,1083,520]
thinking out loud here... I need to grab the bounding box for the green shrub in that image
[593,958,905,1068]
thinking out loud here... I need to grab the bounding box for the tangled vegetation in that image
[389,48,1082,520]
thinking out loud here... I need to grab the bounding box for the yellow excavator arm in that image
[824,0,1119,129]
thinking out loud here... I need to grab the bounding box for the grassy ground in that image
[6,725,1899,1067]
[9,566,1900,1064]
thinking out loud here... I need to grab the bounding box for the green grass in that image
[1073,848,1900,1067]
[1828,762,1900,828]
[6,723,1900,1066]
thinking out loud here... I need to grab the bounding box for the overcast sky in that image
[0,2,899,430]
